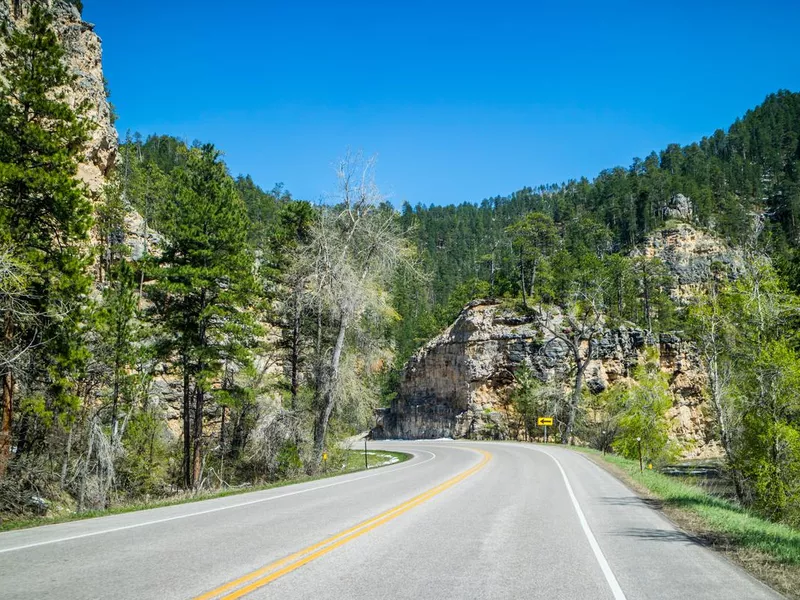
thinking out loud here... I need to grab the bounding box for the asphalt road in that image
[0,441,783,599]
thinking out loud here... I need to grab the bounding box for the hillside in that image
[392,92,800,363]
[378,220,749,458]
[0,0,116,197]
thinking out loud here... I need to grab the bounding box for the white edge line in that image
[0,449,437,555]
[528,446,628,600]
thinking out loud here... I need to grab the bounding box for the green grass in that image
[340,448,407,471]
[0,449,410,533]
[578,448,800,565]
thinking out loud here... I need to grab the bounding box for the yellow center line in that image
[194,449,491,600]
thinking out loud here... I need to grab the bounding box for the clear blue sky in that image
[83,0,800,207]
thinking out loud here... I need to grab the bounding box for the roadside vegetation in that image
[0,448,408,533]
[0,6,414,525]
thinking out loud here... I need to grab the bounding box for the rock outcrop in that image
[640,221,745,304]
[375,300,717,459]
[1,0,118,199]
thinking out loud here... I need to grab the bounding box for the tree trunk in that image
[78,419,96,513]
[182,357,192,489]
[110,363,120,447]
[219,404,226,482]
[192,385,204,489]
[519,251,528,308]
[0,313,15,479]
[290,291,301,412]
[148,405,156,475]
[563,344,590,445]
[60,424,74,487]
[489,250,496,297]
[137,210,148,310]
[643,271,652,332]
[704,291,746,504]
[311,315,347,472]
[707,351,746,502]
[313,302,323,400]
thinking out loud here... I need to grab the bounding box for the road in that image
[0,441,783,599]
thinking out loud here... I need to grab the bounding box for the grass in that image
[0,449,410,534]
[577,448,800,599]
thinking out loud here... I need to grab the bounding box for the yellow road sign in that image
[537,417,554,426]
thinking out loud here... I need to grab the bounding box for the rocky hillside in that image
[638,196,746,304]
[1,1,186,427]
[374,219,747,459]
[0,2,167,264]
[375,299,717,458]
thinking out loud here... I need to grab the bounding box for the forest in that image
[0,4,798,529]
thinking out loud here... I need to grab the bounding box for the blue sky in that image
[83,1,800,207]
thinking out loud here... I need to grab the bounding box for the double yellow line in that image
[195,449,491,600]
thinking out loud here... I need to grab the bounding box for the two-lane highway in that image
[0,442,783,599]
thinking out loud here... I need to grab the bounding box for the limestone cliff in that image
[1,0,118,198]
[640,220,745,304]
[375,300,717,458]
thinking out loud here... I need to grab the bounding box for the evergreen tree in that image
[267,201,314,412]
[506,212,559,307]
[149,144,258,489]
[0,4,91,477]
[95,260,139,447]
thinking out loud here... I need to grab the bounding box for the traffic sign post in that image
[537,417,554,443]
[637,437,643,473]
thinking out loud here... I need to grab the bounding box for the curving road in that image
[0,441,783,599]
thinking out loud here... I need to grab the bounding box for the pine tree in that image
[95,259,139,447]
[149,144,258,489]
[0,4,91,477]
[506,212,559,307]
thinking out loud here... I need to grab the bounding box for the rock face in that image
[663,193,693,221]
[375,300,718,459]
[1,0,118,199]
[640,222,745,304]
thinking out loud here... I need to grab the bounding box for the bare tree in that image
[297,152,409,472]
[688,264,744,499]
[539,296,604,445]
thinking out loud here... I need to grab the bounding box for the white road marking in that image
[528,446,628,600]
[0,450,436,555]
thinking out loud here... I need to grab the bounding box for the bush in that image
[117,409,170,497]
[610,352,681,465]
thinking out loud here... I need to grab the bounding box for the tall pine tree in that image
[0,4,91,477]
[149,144,258,489]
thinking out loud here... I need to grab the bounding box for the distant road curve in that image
[0,441,782,599]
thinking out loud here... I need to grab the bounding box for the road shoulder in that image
[578,449,797,600]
